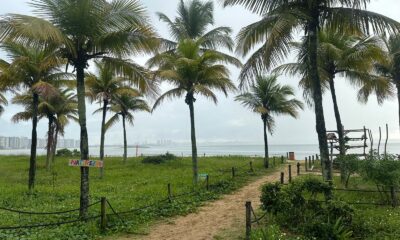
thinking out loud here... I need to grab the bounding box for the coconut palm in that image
[274,31,392,156]
[157,0,234,53]
[104,93,150,163]
[148,39,240,184]
[375,34,400,131]
[86,61,140,178]
[0,0,158,217]
[0,42,64,191]
[236,75,303,168]
[221,0,400,181]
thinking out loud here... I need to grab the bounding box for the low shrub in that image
[56,148,80,157]
[141,152,177,164]
[336,154,359,187]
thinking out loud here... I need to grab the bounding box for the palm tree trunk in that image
[28,92,39,192]
[328,76,346,156]
[307,19,332,181]
[99,99,108,178]
[188,100,198,184]
[397,83,400,132]
[122,114,127,163]
[76,64,90,219]
[263,118,269,168]
[51,125,59,164]
[46,116,54,171]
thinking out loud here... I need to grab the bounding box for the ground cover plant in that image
[0,154,282,239]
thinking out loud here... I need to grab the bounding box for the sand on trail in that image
[116,166,290,240]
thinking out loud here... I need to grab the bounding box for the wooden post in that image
[297,162,300,175]
[286,152,289,159]
[305,157,308,172]
[308,156,312,169]
[288,165,292,183]
[281,155,284,164]
[249,161,254,172]
[280,172,284,184]
[168,183,172,203]
[245,201,252,240]
[100,197,107,231]
[206,175,209,191]
[363,126,367,156]
[312,155,315,164]
[232,167,235,178]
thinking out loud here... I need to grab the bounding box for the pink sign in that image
[69,159,103,168]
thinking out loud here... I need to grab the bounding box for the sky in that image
[0,0,399,146]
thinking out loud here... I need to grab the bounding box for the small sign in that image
[69,159,103,168]
[198,173,208,180]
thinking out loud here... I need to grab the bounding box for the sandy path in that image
[116,166,290,240]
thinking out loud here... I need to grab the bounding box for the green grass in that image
[0,154,283,240]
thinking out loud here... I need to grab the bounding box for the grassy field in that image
[0,154,283,240]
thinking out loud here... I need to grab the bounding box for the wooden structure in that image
[326,127,369,159]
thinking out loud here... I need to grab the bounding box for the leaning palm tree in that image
[221,0,400,181]
[148,39,240,184]
[105,93,150,163]
[375,34,400,131]
[0,42,64,191]
[274,31,392,156]
[86,61,140,178]
[236,75,303,168]
[0,0,158,217]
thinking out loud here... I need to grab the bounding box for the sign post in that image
[69,159,104,168]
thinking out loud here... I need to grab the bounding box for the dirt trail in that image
[117,166,290,240]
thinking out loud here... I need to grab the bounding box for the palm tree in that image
[375,34,400,131]
[221,0,400,181]
[148,39,240,184]
[0,42,64,191]
[86,61,140,178]
[236,75,303,168]
[104,93,150,163]
[274,31,392,156]
[0,0,158,217]
[157,0,234,54]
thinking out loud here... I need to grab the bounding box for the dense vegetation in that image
[0,155,281,240]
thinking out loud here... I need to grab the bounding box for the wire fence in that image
[0,156,288,234]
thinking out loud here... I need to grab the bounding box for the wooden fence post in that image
[305,157,308,172]
[312,155,315,164]
[232,167,235,178]
[297,162,300,175]
[206,175,209,191]
[168,183,172,203]
[281,155,284,164]
[288,165,292,183]
[100,197,107,231]
[308,156,312,169]
[280,172,284,184]
[249,161,254,172]
[245,201,252,240]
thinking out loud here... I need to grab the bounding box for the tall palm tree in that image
[104,93,150,163]
[221,0,400,181]
[0,42,64,191]
[275,31,392,156]
[0,0,158,217]
[86,61,140,178]
[157,0,234,54]
[148,39,240,184]
[375,34,400,131]
[236,75,303,168]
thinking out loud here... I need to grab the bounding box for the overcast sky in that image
[0,0,399,146]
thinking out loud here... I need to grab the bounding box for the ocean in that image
[1,142,399,160]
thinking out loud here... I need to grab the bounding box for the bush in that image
[260,178,353,239]
[56,148,80,157]
[359,153,400,187]
[141,152,177,164]
[336,154,359,188]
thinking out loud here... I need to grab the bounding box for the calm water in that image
[1,142,399,160]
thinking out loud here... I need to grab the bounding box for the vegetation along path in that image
[117,164,291,240]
